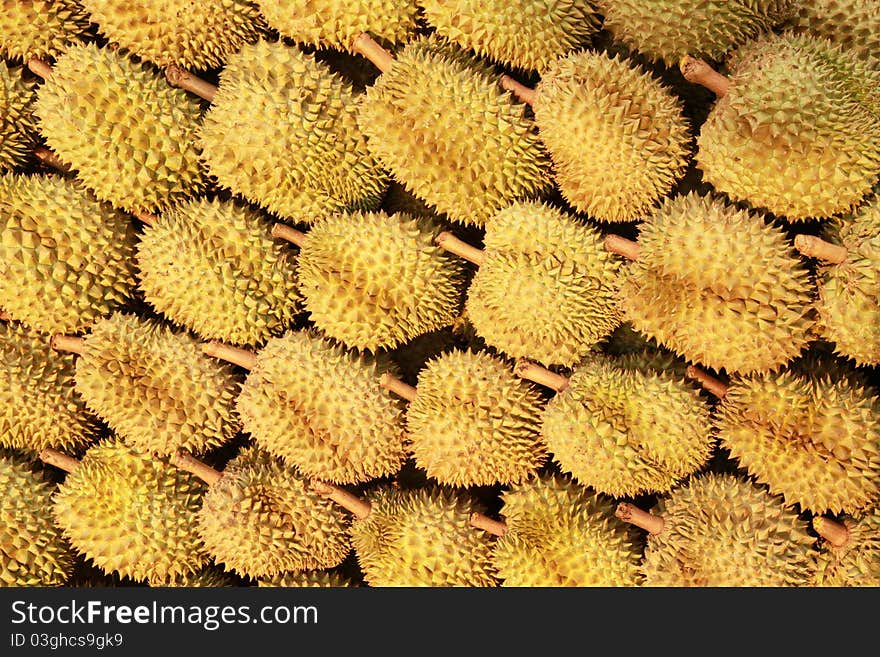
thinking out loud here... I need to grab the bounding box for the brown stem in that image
[379,372,417,402]
[813,516,850,549]
[615,502,665,535]
[164,65,217,102]
[133,210,157,226]
[271,223,307,248]
[352,33,394,73]
[685,365,729,399]
[34,147,70,171]
[470,512,508,537]
[794,235,848,265]
[513,359,569,393]
[500,75,536,106]
[311,480,372,520]
[679,56,730,98]
[604,235,640,261]
[170,451,223,486]
[50,335,84,355]
[39,448,79,473]
[27,58,53,80]
[201,341,257,370]
[435,231,485,266]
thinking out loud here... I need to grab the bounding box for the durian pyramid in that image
[813,511,880,586]
[0,173,138,335]
[0,0,92,61]
[0,62,37,171]
[258,569,355,587]
[136,198,301,347]
[789,0,880,64]
[199,40,388,224]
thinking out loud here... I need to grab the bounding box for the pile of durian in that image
[2,0,879,588]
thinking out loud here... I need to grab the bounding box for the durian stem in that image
[27,58,53,81]
[170,451,223,486]
[311,480,372,520]
[794,235,848,265]
[34,147,69,171]
[500,75,536,106]
[352,33,394,73]
[615,503,665,535]
[679,56,730,98]
[39,449,79,473]
[513,359,569,393]
[164,65,217,102]
[685,366,729,398]
[271,223,307,248]
[604,235,640,261]
[50,335,84,355]
[202,342,257,370]
[133,211,157,226]
[813,516,850,548]
[379,372,417,402]
[469,513,508,537]
[435,232,485,266]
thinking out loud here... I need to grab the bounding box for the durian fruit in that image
[813,512,880,586]
[160,564,237,587]
[290,211,467,351]
[403,349,547,487]
[789,0,880,64]
[0,62,37,170]
[355,34,553,227]
[0,322,100,454]
[0,0,92,61]
[0,173,138,335]
[224,330,409,484]
[715,370,880,515]
[57,312,241,457]
[614,193,815,375]
[175,447,351,580]
[258,569,355,587]
[47,440,210,585]
[198,40,388,224]
[81,0,267,69]
[1,451,74,586]
[492,474,644,586]
[136,198,301,347]
[690,33,880,221]
[254,0,421,52]
[34,42,207,214]
[420,0,601,72]
[595,0,795,66]
[461,201,623,366]
[621,473,818,586]
[529,355,713,497]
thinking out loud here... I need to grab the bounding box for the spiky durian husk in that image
[533,50,691,223]
[405,350,546,487]
[814,512,880,586]
[0,62,37,170]
[159,565,236,587]
[235,331,408,484]
[74,313,241,456]
[0,173,138,335]
[697,33,880,221]
[357,36,552,227]
[258,570,354,587]
[421,0,600,72]
[1,452,74,586]
[541,356,713,497]
[619,193,815,375]
[595,0,794,66]
[81,0,266,69]
[52,439,209,585]
[136,199,300,347]
[0,323,100,454]
[351,486,498,586]
[199,41,388,224]
[465,201,623,367]
[197,447,351,579]
[716,372,880,515]
[0,0,92,61]
[296,211,466,351]
[492,474,644,586]
[790,0,880,64]
[35,42,207,214]
[381,180,441,219]
[641,473,817,586]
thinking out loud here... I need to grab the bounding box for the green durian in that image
[790,0,880,64]
[136,198,300,347]
[465,201,623,367]
[532,50,691,223]
[35,42,207,213]
[814,512,880,586]
[1,452,74,586]
[258,570,355,587]
[0,173,138,335]
[715,371,880,514]
[618,193,815,375]
[199,40,388,224]
[0,0,92,61]
[295,211,467,351]
[234,331,408,484]
[357,35,553,227]
[0,62,37,170]
[72,313,241,456]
